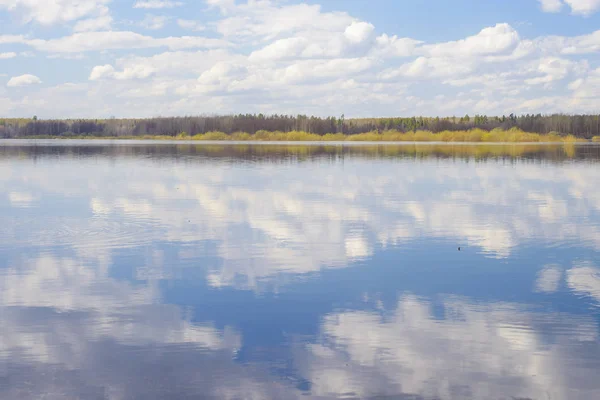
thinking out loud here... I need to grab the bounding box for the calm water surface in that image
[1,141,600,400]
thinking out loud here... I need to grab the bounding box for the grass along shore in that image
[15,128,600,143]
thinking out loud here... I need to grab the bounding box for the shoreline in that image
[0,138,597,145]
[2,139,597,160]
[2,128,599,145]
[1,138,598,147]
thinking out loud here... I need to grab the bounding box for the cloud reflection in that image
[0,254,308,399]
[302,294,600,399]
[535,264,563,293]
[1,146,600,290]
[1,145,600,398]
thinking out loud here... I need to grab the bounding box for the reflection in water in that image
[1,142,600,399]
[306,292,600,400]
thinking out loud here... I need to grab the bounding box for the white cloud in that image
[539,0,564,12]
[382,56,475,79]
[133,0,183,9]
[0,52,17,59]
[89,49,241,84]
[570,67,600,98]
[538,0,600,14]
[248,37,310,62]
[373,34,422,57]
[564,0,600,15]
[421,23,520,57]
[22,31,228,53]
[0,34,27,44]
[7,74,41,87]
[524,57,584,85]
[177,19,206,31]
[215,2,355,40]
[139,14,170,30]
[247,20,377,62]
[536,30,600,54]
[89,64,116,80]
[90,63,156,80]
[205,0,236,13]
[343,21,375,44]
[73,15,113,32]
[0,0,111,25]
[2,0,600,117]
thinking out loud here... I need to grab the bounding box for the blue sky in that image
[1,0,600,118]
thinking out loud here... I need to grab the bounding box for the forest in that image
[1,113,600,139]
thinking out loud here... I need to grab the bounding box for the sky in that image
[0,0,600,118]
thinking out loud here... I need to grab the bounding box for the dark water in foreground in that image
[1,141,600,400]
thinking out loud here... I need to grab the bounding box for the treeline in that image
[1,113,600,138]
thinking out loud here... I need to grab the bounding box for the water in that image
[1,140,600,400]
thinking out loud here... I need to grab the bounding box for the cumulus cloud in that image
[0,34,27,45]
[89,64,116,80]
[524,57,585,85]
[344,21,375,44]
[539,0,564,12]
[139,14,170,30]
[7,74,41,87]
[1,0,600,117]
[22,31,228,53]
[373,34,422,57]
[381,56,475,79]
[133,0,183,8]
[214,2,355,40]
[564,0,600,14]
[89,63,156,80]
[421,23,520,57]
[177,19,206,31]
[73,15,113,32]
[538,0,600,14]
[0,52,17,59]
[0,0,111,25]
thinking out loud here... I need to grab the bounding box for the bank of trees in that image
[1,113,600,138]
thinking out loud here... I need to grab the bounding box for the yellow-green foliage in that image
[346,131,384,141]
[197,131,232,140]
[333,128,583,143]
[231,131,251,140]
[321,133,346,141]
[333,128,589,143]
[282,131,323,141]
[562,134,587,143]
[29,128,596,143]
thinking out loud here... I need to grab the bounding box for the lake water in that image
[1,140,600,400]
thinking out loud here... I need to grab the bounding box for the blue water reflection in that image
[1,141,600,399]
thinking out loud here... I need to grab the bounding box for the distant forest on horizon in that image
[1,113,600,138]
